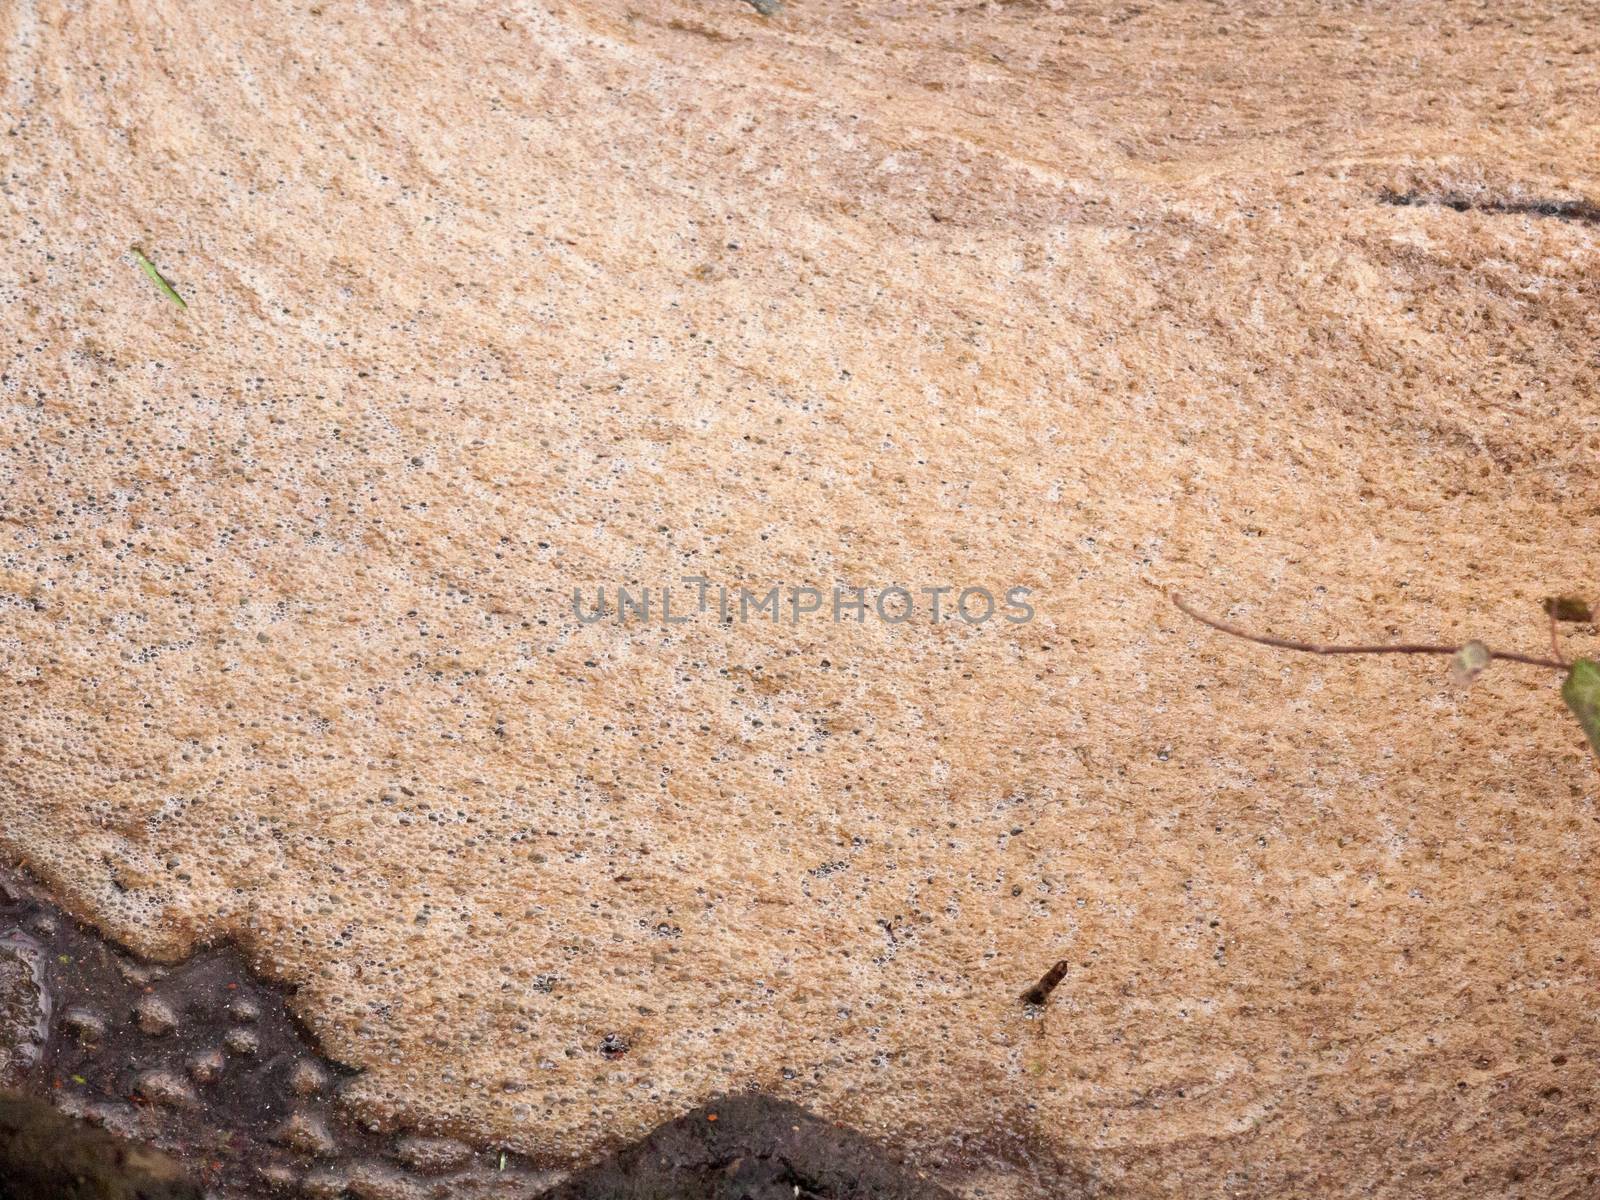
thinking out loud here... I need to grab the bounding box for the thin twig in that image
[1156,586,1567,672]
[1550,608,1568,668]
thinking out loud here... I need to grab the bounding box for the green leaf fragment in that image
[1450,640,1491,685]
[1561,658,1600,761]
[131,246,187,309]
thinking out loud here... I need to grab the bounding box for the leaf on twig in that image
[1450,640,1491,685]
[1561,658,1600,761]
[1543,596,1594,623]
[131,246,187,309]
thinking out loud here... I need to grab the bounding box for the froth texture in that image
[4,2,1600,1195]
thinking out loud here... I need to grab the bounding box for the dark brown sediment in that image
[542,1094,957,1200]
[0,862,564,1197]
[0,861,965,1197]
[0,1091,200,1200]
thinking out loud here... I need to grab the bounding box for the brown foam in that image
[3,2,1600,1195]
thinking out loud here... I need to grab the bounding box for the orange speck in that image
[707,1113,718,1122]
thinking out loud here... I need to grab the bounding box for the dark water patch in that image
[0,863,558,1197]
[544,1094,956,1200]
[0,1091,201,1200]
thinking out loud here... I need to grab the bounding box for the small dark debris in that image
[1379,188,1600,226]
[1021,960,1070,1007]
[1544,596,1594,623]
